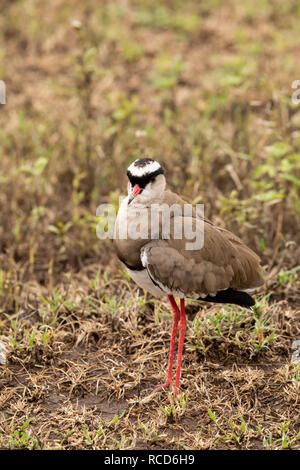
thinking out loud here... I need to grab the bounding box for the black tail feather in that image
[198,288,255,308]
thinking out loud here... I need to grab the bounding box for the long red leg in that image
[154,295,180,391]
[174,298,187,396]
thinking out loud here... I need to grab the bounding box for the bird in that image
[114,158,264,395]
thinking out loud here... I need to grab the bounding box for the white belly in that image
[122,264,165,299]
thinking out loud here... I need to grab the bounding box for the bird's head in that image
[126,158,166,203]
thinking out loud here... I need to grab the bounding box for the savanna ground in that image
[0,0,300,450]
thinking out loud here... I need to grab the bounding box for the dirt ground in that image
[0,0,299,450]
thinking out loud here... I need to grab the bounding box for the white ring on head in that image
[127,160,161,177]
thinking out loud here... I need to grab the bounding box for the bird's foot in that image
[154,381,172,393]
[154,382,180,397]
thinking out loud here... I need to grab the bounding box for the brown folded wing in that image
[141,216,264,297]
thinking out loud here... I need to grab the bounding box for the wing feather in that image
[141,216,264,298]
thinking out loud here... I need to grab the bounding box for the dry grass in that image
[0,0,300,450]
